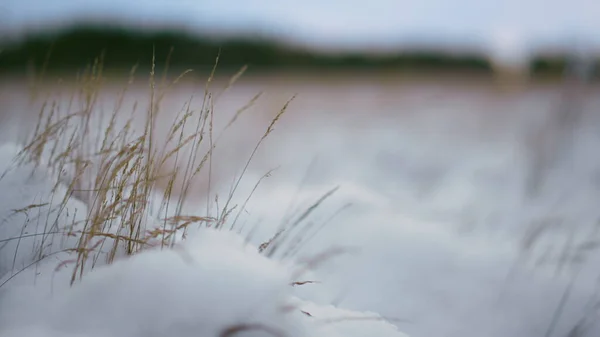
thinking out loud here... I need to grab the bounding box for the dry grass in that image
[502,72,600,337]
[0,50,394,336]
[2,46,353,311]
[0,51,303,288]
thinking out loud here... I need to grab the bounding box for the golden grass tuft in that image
[0,51,301,287]
[0,50,364,336]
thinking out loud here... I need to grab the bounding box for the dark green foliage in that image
[1,25,595,78]
[0,25,494,75]
[530,57,568,77]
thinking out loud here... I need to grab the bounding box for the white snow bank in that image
[228,171,600,337]
[293,298,408,337]
[0,143,88,285]
[0,226,407,337]
[1,228,300,337]
[0,141,408,337]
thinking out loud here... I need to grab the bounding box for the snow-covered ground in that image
[0,141,408,337]
[2,76,600,337]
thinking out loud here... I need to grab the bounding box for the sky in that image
[1,0,600,61]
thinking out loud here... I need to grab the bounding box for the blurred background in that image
[2,1,600,337]
[0,0,599,77]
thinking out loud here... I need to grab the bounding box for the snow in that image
[2,228,294,337]
[4,77,600,337]
[293,298,406,337]
[0,141,408,337]
[211,99,600,337]
[0,143,88,285]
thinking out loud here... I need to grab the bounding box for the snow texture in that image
[0,143,88,285]
[0,141,408,337]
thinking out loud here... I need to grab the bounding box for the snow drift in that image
[0,141,408,337]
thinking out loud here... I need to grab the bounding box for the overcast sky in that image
[1,0,599,61]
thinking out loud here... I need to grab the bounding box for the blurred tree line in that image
[0,25,596,78]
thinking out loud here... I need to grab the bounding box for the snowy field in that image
[1,74,600,337]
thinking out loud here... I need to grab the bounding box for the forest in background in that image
[0,25,594,78]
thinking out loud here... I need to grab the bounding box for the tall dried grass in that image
[1,46,347,291]
[0,51,305,288]
[503,58,600,337]
[0,49,373,336]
